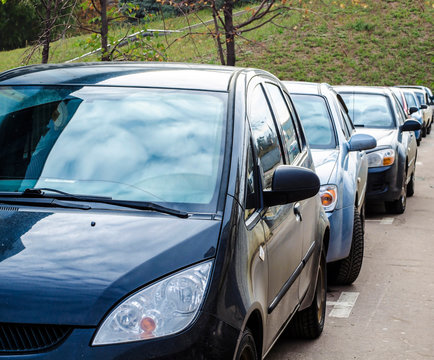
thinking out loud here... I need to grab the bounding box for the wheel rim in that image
[239,345,255,360]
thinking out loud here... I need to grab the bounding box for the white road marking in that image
[365,218,394,225]
[380,217,394,225]
[416,161,423,166]
[328,292,359,318]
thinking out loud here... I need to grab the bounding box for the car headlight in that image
[367,148,395,168]
[319,184,338,212]
[92,260,213,345]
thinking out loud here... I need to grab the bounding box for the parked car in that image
[390,87,423,145]
[284,81,376,285]
[400,88,428,137]
[335,86,420,214]
[397,85,434,131]
[410,88,433,134]
[0,63,330,359]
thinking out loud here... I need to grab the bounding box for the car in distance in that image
[410,88,433,135]
[390,86,423,145]
[397,85,434,133]
[284,81,376,285]
[0,63,330,359]
[335,86,420,214]
[400,88,428,138]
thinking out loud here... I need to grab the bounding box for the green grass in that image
[1,0,433,88]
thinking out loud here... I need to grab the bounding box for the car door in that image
[246,78,302,350]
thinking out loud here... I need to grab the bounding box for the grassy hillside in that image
[1,0,433,88]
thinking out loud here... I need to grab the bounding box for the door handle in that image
[294,202,302,222]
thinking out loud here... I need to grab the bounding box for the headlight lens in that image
[92,260,213,345]
[319,184,338,212]
[367,148,395,167]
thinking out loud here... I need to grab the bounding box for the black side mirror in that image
[420,104,428,110]
[400,119,421,132]
[408,106,419,115]
[348,133,377,151]
[263,165,320,207]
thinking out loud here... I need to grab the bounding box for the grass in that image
[0,0,433,88]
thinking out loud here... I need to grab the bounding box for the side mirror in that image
[400,119,421,132]
[263,165,320,207]
[409,106,419,115]
[420,104,428,110]
[348,133,377,152]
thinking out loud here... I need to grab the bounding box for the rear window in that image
[0,86,228,212]
[340,93,396,129]
[291,94,336,149]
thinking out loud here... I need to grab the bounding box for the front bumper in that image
[0,312,239,360]
[366,164,401,202]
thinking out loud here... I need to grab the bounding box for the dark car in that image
[335,86,420,214]
[284,81,376,285]
[0,63,329,359]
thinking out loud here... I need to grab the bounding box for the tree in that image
[0,1,41,51]
[158,0,287,66]
[24,0,77,64]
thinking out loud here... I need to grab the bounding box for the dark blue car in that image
[0,63,329,359]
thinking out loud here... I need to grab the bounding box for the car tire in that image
[407,172,415,197]
[416,136,421,146]
[286,250,326,339]
[385,170,407,214]
[427,123,431,135]
[421,124,427,138]
[235,328,258,360]
[328,207,364,285]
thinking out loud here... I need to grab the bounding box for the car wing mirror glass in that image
[420,104,428,110]
[263,166,320,207]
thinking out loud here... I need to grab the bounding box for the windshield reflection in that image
[0,86,227,212]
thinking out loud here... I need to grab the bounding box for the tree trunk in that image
[41,1,52,63]
[223,0,235,66]
[211,1,225,65]
[100,0,109,61]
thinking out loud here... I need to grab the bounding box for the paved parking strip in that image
[266,135,434,360]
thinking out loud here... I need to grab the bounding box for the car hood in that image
[310,149,339,184]
[0,209,220,326]
[354,128,396,148]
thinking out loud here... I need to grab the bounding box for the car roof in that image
[283,81,322,95]
[0,62,265,92]
[333,85,392,96]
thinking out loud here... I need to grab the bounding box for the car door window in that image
[244,142,257,220]
[391,94,406,126]
[264,83,301,163]
[248,84,283,191]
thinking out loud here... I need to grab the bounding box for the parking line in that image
[416,161,423,166]
[328,292,359,318]
[365,218,394,225]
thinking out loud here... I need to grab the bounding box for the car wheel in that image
[407,172,415,197]
[286,250,326,339]
[427,123,431,135]
[328,206,364,285]
[421,124,427,137]
[235,328,258,360]
[416,136,421,146]
[385,170,407,214]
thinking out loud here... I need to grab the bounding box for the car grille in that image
[0,323,72,353]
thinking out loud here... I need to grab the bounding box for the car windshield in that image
[414,92,425,105]
[291,94,336,149]
[0,86,227,212]
[340,93,395,129]
[403,92,419,108]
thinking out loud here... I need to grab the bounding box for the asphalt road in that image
[266,134,434,360]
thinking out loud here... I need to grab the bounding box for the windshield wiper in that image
[0,197,91,210]
[22,188,189,219]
